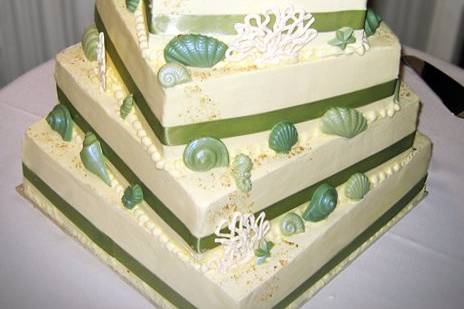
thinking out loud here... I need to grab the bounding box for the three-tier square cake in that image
[21,0,432,308]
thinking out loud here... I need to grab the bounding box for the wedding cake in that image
[21,0,432,307]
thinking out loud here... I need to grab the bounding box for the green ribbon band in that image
[22,162,426,308]
[95,10,395,146]
[59,85,416,253]
[150,10,367,35]
[22,164,196,309]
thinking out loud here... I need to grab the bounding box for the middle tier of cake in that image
[49,55,419,252]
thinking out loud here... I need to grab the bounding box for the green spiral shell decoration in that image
[345,173,371,201]
[81,25,99,61]
[321,107,368,139]
[120,94,135,119]
[158,62,191,88]
[122,184,144,209]
[46,104,73,142]
[232,154,253,193]
[280,213,305,236]
[183,137,229,172]
[80,132,111,186]
[126,0,140,13]
[328,27,356,50]
[164,34,228,68]
[364,9,382,37]
[268,121,299,154]
[302,184,338,222]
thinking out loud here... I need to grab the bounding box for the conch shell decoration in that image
[226,5,318,64]
[215,212,270,270]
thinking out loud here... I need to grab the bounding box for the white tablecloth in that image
[1,48,463,309]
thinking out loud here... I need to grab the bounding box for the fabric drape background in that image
[0,0,463,87]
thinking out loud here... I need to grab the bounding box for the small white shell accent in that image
[158,63,191,88]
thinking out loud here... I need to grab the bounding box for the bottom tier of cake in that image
[20,127,432,308]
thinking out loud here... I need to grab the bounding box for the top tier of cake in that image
[147,0,367,36]
[152,0,367,15]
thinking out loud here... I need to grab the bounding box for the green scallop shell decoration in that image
[232,154,253,193]
[164,34,228,68]
[46,104,73,142]
[126,0,140,13]
[280,213,305,236]
[122,184,144,209]
[80,132,111,186]
[345,173,371,201]
[268,121,299,154]
[158,62,191,88]
[365,9,382,37]
[81,25,99,61]
[321,107,368,139]
[302,184,338,222]
[183,137,229,172]
[120,94,135,119]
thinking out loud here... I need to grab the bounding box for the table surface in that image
[1,48,464,309]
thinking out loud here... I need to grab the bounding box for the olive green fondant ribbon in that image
[274,175,427,308]
[59,84,417,253]
[150,11,367,35]
[22,162,426,308]
[22,164,196,309]
[95,9,396,146]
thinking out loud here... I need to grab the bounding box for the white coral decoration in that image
[215,212,270,269]
[226,5,318,64]
[96,32,106,91]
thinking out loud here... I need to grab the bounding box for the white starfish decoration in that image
[215,212,270,270]
[96,32,106,92]
[226,5,318,64]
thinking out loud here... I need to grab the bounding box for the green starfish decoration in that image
[255,239,274,265]
[328,27,357,50]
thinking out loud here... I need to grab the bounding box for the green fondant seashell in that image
[81,25,99,61]
[126,0,140,13]
[321,107,368,139]
[280,213,305,236]
[345,173,371,201]
[158,63,191,88]
[302,184,338,222]
[232,154,253,174]
[120,94,135,119]
[365,9,382,37]
[80,132,111,186]
[328,27,356,50]
[232,154,253,193]
[268,121,299,154]
[46,104,73,142]
[164,34,228,68]
[183,137,229,172]
[122,184,144,209]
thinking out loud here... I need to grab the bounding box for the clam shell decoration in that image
[365,9,382,37]
[46,104,73,142]
[321,107,368,139]
[164,34,228,68]
[122,184,144,209]
[158,63,191,88]
[280,213,305,236]
[120,94,135,119]
[302,184,338,222]
[345,173,371,201]
[80,132,112,186]
[81,25,99,61]
[268,121,299,154]
[183,137,229,172]
[126,0,140,13]
[232,154,253,193]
